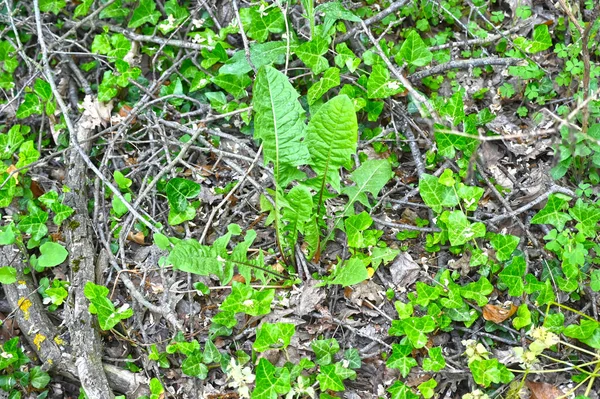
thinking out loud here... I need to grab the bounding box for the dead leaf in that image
[389,252,420,288]
[483,302,518,323]
[127,231,146,245]
[232,274,246,284]
[526,380,565,399]
[345,280,384,307]
[6,165,18,182]
[296,280,325,317]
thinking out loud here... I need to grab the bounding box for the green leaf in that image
[17,203,48,241]
[182,351,208,378]
[37,242,68,268]
[498,255,526,296]
[569,199,600,236]
[530,194,572,230]
[469,359,514,387]
[422,347,446,372]
[306,94,358,193]
[74,0,93,18]
[398,31,432,67]
[202,339,221,364]
[388,380,419,399]
[0,266,17,284]
[158,0,189,34]
[564,319,599,340]
[166,178,201,213]
[307,67,340,105]
[240,5,285,43]
[168,240,221,276]
[317,363,355,392]
[443,91,465,125]
[315,0,361,34]
[342,159,393,215]
[515,24,552,53]
[39,0,66,14]
[211,74,252,99]
[296,37,329,74]
[128,0,161,28]
[252,358,291,399]
[345,212,373,248]
[253,323,295,352]
[395,316,436,348]
[334,43,361,73]
[16,93,42,119]
[0,125,25,159]
[419,173,458,213]
[253,66,309,187]
[460,277,493,306]
[0,41,18,74]
[490,233,520,261]
[29,366,50,389]
[386,344,417,377]
[16,141,40,170]
[331,258,368,287]
[367,64,404,99]
[312,338,339,365]
[220,282,274,317]
[221,41,288,75]
[446,210,486,246]
[418,378,437,399]
[84,282,133,330]
[512,304,532,330]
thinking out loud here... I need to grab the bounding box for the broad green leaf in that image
[398,30,432,67]
[530,194,572,230]
[367,64,404,99]
[498,255,526,296]
[414,282,442,307]
[512,304,532,330]
[220,282,274,317]
[564,319,599,340]
[0,172,16,208]
[317,363,355,392]
[0,41,18,74]
[418,379,437,399]
[74,0,93,18]
[253,66,309,187]
[371,246,400,269]
[37,190,74,226]
[0,266,17,284]
[252,358,291,399]
[306,94,358,193]
[342,159,393,215]
[220,41,288,75]
[16,93,41,119]
[114,171,132,190]
[315,0,361,34]
[460,277,493,306]
[84,282,133,330]
[16,140,40,170]
[456,183,484,211]
[253,323,295,352]
[100,0,130,18]
[443,91,465,125]
[388,380,419,399]
[37,242,68,268]
[39,0,65,14]
[128,0,161,28]
[307,67,340,105]
[524,275,555,306]
[168,206,196,226]
[312,338,339,366]
[490,233,520,261]
[469,359,514,387]
[515,24,552,53]
[334,43,360,72]
[29,366,50,389]
[419,173,458,213]
[331,258,368,287]
[296,36,329,74]
[158,0,189,34]
[344,348,361,369]
[182,351,208,378]
[422,347,446,372]
[211,74,252,99]
[446,210,486,246]
[17,203,48,241]
[394,316,436,348]
[569,199,600,236]
[45,286,68,305]
[0,125,25,159]
[240,5,285,43]
[387,344,417,377]
[202,339,221,364]
[166,178,201,213]
[168,240,221,276]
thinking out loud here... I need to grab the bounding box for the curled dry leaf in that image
[525,380,565,399]
[482,302,518,323]
[126,231,146,245]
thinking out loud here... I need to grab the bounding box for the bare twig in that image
[409,57,522,81]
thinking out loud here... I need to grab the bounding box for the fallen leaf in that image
[526,380,565,399]
[127,231,146,245]
[483,302,518,323]
[389,252,420,288]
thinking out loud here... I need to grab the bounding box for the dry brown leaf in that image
[483,302,518,323]
[6,165,18,181]
[126,231,146,245]
[526,380,565,399]
[231,274,246,284]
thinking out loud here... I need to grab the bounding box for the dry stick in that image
[476,161,541,249]
[371,216,441,233]
[310,312,393,350]
[409,57,522,81]
[428,22,531,51]
[360,20,439,122]
[487,184,576,224]
[334,0,410,44]
[199,144,263,244]
[232,0,257,74]
[33,0,114,397]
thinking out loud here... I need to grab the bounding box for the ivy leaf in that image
[490,233,520,261]
[84,282,133,330]
[515,24,552,53]
[307,67,340,105]
[296,37,329,74]
[419,173,458,213]
[414,282,442,307]
[211,74,252,99]
[317,363,355,392]
[367,64,404,99]
[334,43,361,72]
[395,316,436,348]
[569,199,600,236]
[315,1,361,33]
[512,304,532,330]
[253,323,295,352]
[418,379,437,399]
[386,344,417,377]
[221,41,288,75]
[16,93,42,119]
[312,338,339,366]
[240,5,285,43]
[446,210,486,246]
[530,194,572,230]
[306,94,358,193]
[469,359,514,387]
[252,358,291,399]
[18,203,48,241]
[166,178,201,213]
[16,141,40,171]
[388,380,419,399]
[564,319,599,340]
[37,242,68,268]
[29,366,51,389]
[39,0,66,14]
[398,30,432,67]
[253,66,309,187]
[498,255,526,296]
[460,277,493,307]
[342,159,393,215]
[220,282,274,317]
[422,347,446,372]
[202,339,221,364]
[331,258,368,287]
[345,212,373,248]
[128,0,161,29]
[182,351,208,378]
[0,125,25,159]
